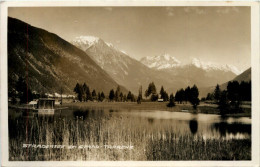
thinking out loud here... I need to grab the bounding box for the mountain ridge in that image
[140,53,181,69]
[140,55,241,75]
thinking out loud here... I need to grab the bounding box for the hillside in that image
[8,17,126,95]
[200,67,251,98]
[220,67,251,90]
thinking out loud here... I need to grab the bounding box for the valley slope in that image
[8,17,126,95]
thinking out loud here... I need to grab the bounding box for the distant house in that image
[158,98,164,102]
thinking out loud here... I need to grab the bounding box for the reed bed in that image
[9,108,251,161]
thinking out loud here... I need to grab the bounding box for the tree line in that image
[204,81,251,114]
[74,81,200,109]
[174,85,200,109]
[74,83,137,102]
[144,82,200,109]
[108,86,136,102]
[74,83,106,102]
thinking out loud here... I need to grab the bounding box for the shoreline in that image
[61,101,251,117]
[8,101,251,117]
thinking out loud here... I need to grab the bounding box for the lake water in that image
[8,107,251,160]
[30,108,251,139]
[9,107,251,140]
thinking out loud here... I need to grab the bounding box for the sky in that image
[8,7,251,72]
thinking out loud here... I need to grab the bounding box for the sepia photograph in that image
[1,1,259,166]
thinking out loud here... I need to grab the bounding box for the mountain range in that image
[72,36,240,96]
[72,36,176,95]
[8,17,250,98]
[140,55,241,75]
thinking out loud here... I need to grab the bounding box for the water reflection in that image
[212,122,251,137]
[109,109,114,113]
[72,109,105,120]
[109,109,114,117]
[189,119,198,135]
[73,109,89,120]
[148,118,154,125]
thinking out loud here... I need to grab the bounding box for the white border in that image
[0,1,259,167]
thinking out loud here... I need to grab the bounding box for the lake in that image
[8,107,251,160]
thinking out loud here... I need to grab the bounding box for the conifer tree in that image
[115,86,121,101]
[189,85,200,109]
[85,86,92,101]
[184,86,191,103]
[123,94,127,102]
[145,82,157,101]
[98,92,101,102]
[82,83,88,102]
[127,91,132,101]
[137,85,142,104]
[109,89,115,101]
[167,93,175,107]
[214,84,221,102]
[74,83,83,102]
[160,86,169,101]
[101,91,105,101]
[119,92,123,102]
[92,89,97,100]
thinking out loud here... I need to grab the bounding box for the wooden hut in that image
[36,98,55,114]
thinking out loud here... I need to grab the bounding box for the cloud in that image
[183,7,206,15]
[216,7,240,14]
[104,7,113,12]
[166,7,175,16]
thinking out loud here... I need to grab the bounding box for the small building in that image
[36,98,55,114]
[158,98,164,102]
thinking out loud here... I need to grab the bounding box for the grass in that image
[146,136,251,160]
[8,106,251,161]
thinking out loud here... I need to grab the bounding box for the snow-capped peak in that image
[163,53,170,61]
[140,53,181,70]
[140,55,241,75]
[191,58,203,68]
[73,36,129,56]
[191,58,241,75]
[74,36,100,44]
[105,42,114,47]
[121,50,128,55]
[72,36,100,49]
